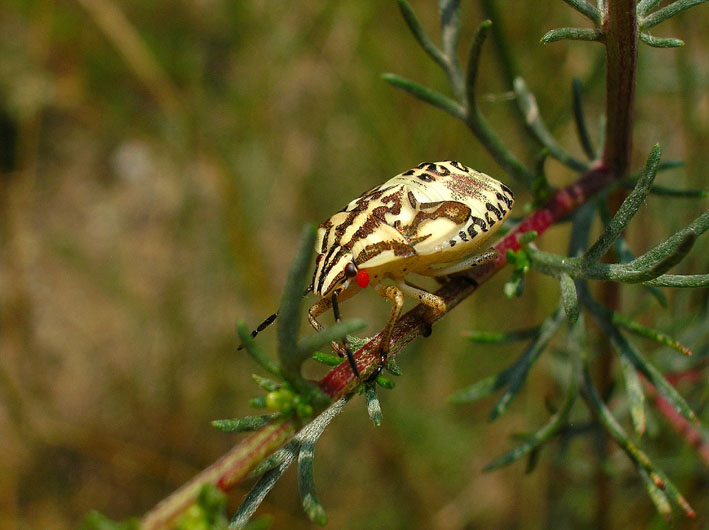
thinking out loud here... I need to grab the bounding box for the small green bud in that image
[265,388,296,413]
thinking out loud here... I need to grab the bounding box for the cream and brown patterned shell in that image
[312,161,514,297]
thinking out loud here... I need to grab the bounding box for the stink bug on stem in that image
[241,161,514,380]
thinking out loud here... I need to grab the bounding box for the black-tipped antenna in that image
[237,284,314,351]
[237,312,278,350]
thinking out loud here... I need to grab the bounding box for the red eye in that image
[316,254,323,265]
[356,269,370,288]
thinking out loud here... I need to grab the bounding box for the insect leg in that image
[395,279,446,314]
[395,279,447,338]
[308,297,347,354]
[369,284,405,380]
[424,248,497,277]
[331,293,360,378]
[307,297,331,333]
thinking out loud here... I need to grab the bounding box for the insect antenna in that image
[237,312,278,350]
[237,285,314,351]
[331,293,360,377]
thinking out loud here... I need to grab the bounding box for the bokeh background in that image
[1,1,708,529]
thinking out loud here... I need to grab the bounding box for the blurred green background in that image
[1,1,708,529]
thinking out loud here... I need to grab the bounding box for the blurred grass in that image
[0,1,707,529]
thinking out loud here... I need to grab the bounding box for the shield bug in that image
[243,161,514,380]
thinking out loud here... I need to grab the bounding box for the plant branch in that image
[141,421,296,530]
[603,0,638,176]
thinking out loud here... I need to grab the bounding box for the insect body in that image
[308,160,514,378]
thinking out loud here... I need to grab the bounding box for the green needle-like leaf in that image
[439,0,462,70]
[641,0,709,29]
[382,73,465,119]
[277,225,317,387]
[252,374,280,392]
[462,20,535,186]
[562,0,602,25]
[514,77,588,172]
[640,32,685,48]
[618,351,646,436]
[462,326,540,343]
[638,468,673,523]
[365,384,383,427]
[449,365,517,404]
[612,236,667,306]
[397,0,448,70]
[311,352,344,366]
[237,321,282,377]
[484,367,577,471]
[581,366,695,518]
[541,27,602,44]
[630,214,706,275]
[587,299,698,424]
[297,319,367,359]
[585,145,662,263]
[235,399,349,527]
[211,415,277,433]
[489,308,565,421]
[232,457,293,529]
[560,273,580,324]
[572,78,596,160]
[611,311,692,356]
[645,273,709,288]
[464,19,493,109]
[298,441,328,525]
[637,0,663,17]
[645,184,708,198]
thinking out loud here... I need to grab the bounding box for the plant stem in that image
[603,0,638,176]
[141,421,296,530]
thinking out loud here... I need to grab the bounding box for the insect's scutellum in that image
[242,161,514,380]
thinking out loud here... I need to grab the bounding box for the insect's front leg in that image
[307,297,330,333]
[308,298,348,356]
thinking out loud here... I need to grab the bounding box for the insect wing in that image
[351,222,415,269]
[403,169,514,256]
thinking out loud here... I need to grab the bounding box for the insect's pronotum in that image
[244,161,514,379]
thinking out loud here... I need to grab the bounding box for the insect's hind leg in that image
[424,248,497,277]
[395,279,447,315]
[368,284,405,381]
[395,279,447,339]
